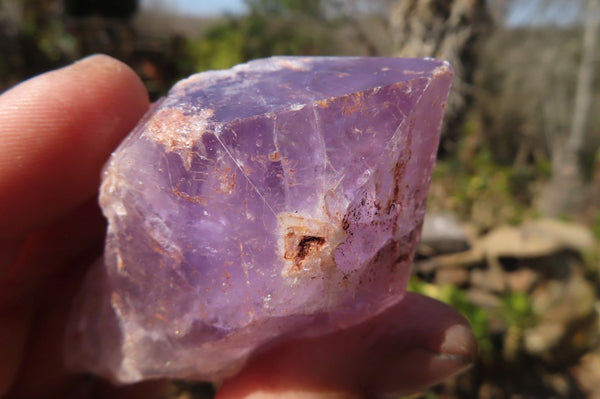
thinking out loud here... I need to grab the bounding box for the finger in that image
[0,54,149,238]
[4,258,87,397]
[0,199,105,307]
[0,54,148,397]
[217,292,476,399]
[0,200,107,397]
[0,302,33,396]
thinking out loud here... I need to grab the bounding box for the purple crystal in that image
[66,57,453,383]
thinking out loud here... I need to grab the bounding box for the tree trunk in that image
[388,0,491,155]
[541,0,600,216]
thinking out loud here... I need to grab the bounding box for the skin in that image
[0,55,476,399]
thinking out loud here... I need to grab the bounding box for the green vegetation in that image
[180,0,351,75]
[184,21,245,71]
[499,292,535,330]
[430,150,540,229]
[593,212,600,240]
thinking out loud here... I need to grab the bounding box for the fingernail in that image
[372,324,476,397]
[438,324,477,364]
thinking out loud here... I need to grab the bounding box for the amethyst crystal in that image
[66,57,453,383]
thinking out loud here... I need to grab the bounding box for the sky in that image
[140,0,247,16]
[505,0,582,27]
[140,0,583,26]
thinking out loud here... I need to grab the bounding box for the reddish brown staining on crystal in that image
[341,91,368,116]
[268,151,280,162]
[407,225,421,247]
[342,100,359,116]
[172,188,208,205]
[342,217,350,231]
[251,152,284,166]
[385,140,413,217]
[374,201,382,212]
[279,213,345,278]
[316,99,330,108]
[149,238,183,267]
[281,156,298,187]
[198,303,209,320]
[145,108,215,170]
[146,108,186,144]
[283,231,327,274]
[341,210,355,233]
[110,292,126,318]
[254,152,298,187]
[433,63,453,79]
[406,117,415,149]
[343,106,358,116]
[277,58,309,71]
[287,168,297,185]
[296,236,326,263]
[283,231,300,261]
[116,253,125,273]
[222,270,232,288]
[146,108,214,150]
[217,167,237,195]
[154,313,168,322]
[395,252,411,264]
[391,160,406,205]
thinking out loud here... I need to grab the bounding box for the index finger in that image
[0,54,149,238]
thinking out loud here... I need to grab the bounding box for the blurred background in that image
[1,0,599,397]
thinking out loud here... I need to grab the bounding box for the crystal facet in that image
[66,56,453,383]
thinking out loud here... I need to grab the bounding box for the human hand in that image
[0,55,476,399]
